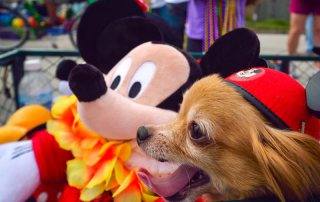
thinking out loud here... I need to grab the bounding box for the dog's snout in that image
[137,126,151,144]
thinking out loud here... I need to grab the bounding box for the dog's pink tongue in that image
[137,165,198,197]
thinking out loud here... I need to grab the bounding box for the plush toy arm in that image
[0,140,40,202]
[32,130,73,183]
[69,64,177,140]
[0,129,73,202]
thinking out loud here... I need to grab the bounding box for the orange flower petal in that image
[99,141,122,157]
[67,159,93,189]
[80,138,99,149]
[56,132,79,150]
[51,96,75,118]
[71,106,79,119]
[71,145,83,158]
[80,184,105,201]
[48,121,78,151]
[47,120,69,134]
[141,192,159,202]
[113,183,141,202]
[116,143,131,162]
[105,173,119,191]
[112,170,136,197]
[52,96,77,124]
[86,158,117,188]
[76,120,100,139]
[83,145,103,166]
[114,160,130,183]
[50,96,160,201]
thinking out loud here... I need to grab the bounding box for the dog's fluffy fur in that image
[138,75,320,202]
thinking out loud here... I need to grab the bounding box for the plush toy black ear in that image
[306,71,320,118]
[200,28,266,78]
[77,0,144,67]
[56,59,77,81]
[96,17,163,73]
[145,12,182,48]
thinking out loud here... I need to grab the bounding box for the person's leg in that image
[166,2,188,36]
[287,13,308,55]
[153,5,173,25]
[312,15,320,68]
[186,37,202,52]
[305,15,314,54]
[44,0,60,25]
[166,2,188,48]
[312,15,320,48]
[150,7,161,16]
[312,0,320,48]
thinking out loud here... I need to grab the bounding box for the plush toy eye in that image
[128,62,156,99]
[111,76,121,89]
[110,57,132,90]
[128,82,141,98]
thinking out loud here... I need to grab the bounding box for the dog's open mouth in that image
[137,164,210,201]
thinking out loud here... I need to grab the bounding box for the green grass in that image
[245,18,289,33]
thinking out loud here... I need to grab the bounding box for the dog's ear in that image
[251,126,320,201]
[200,28,267,78]
[306,71,320,118]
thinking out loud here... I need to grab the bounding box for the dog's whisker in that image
[183,164,192,189]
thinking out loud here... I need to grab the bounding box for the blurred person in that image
[305,15,313,54]
[186,0,254,52]
[307,16,320,69]
[165,0,189,48]
[44,0,66,26]
[150,0,171,22]
[287,0,320,55]
[148,0,184,48]
[185,0,204,52]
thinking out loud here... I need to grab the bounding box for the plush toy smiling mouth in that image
[137,164,210,200]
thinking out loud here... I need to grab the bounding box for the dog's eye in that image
[189,121,205,140]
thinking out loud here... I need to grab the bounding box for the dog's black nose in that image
[137,126,150,144]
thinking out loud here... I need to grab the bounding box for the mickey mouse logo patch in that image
[231,68,265,81]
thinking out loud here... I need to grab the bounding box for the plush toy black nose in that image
[137,126,150,144]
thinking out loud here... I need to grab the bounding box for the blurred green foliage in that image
[245,18,289,33]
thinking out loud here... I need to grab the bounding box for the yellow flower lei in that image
[47,96,159,202]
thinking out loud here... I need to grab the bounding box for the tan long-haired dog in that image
[137,74,320,202]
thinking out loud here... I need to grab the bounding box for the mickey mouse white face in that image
[109,57,132,91]
[127,61,156,99]
[105,42,190,107]
[109,57,156,99]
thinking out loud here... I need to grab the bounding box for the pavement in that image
[22,34,77,51]
[20,33,307,55]
[258,33,295,55]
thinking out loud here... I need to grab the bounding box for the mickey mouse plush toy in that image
[1,0,319,200]
[0,0,267,200]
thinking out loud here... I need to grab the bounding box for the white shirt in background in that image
[150,0,166,8]
[164,0,188,4]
